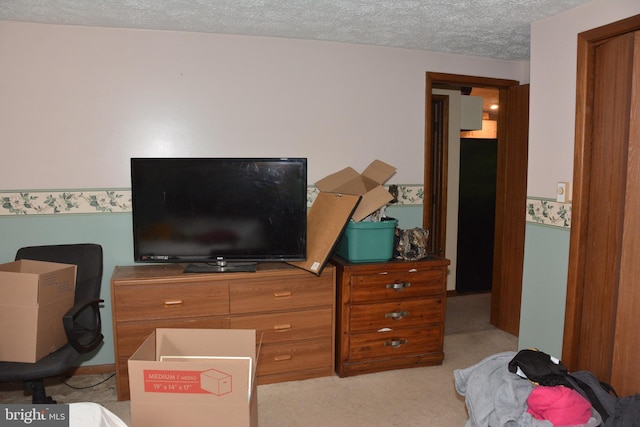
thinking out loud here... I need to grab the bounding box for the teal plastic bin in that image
[335,219,398,263]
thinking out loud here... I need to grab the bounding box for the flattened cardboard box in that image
[315,159,396,222]
[288,191,360,275]
[0,259,77,363]
[290,160,396,275]
[128,328,258,427]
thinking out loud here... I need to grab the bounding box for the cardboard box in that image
[0,259,77,363]
[288,191,360,274]
[315,159,396,222]
[289,160,396,275]
[128,329,258,427]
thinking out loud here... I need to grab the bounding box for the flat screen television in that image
[131,157,307,273]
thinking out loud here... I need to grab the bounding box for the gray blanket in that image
[454,351,603,427]
[454,351,549,427]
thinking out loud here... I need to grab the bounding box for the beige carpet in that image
[0,293,517,426]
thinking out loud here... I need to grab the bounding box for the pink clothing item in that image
[527,385,592,426]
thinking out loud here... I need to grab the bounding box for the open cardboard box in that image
[0,259,76,363]
[128,328,258,427]
[315,159,396,222]
[290,160,396,274]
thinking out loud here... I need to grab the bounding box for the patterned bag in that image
[393,227,429,261]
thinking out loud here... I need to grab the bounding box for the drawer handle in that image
[386,282,411,291]
[163,299,184,307]
[273,323,292,332]
[273,354,292,362]
[273,291,292,299]
[385,311,410,320]
[384,339,408,349]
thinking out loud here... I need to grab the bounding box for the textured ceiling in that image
[0,0,590,60]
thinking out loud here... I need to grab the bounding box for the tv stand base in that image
[183,262,257,273]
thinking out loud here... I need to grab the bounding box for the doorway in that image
[455,136,497,293]
[424,73,529,336]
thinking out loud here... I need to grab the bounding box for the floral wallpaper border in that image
[1,190,132,215]
[525,197,572,229]
[0,188,572,229]
[0,185,424,216]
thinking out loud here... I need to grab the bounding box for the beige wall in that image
[519,0,640,355]
[0,21,528,191]
[528,0,640,199]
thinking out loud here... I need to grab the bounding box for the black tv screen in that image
[131,158,307,272]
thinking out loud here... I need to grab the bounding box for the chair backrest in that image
[15,244,103,305]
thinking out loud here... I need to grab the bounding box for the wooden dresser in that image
[110,262,335,401]
[331,255,449,377]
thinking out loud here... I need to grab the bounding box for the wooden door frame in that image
[562,14,640,371]
[424,72,527,335]
[428,94,449,257]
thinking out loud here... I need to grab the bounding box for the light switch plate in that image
[556,182,568,203]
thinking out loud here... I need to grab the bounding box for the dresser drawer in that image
[350,269,444,303]
[347,327,442,361]
[230,276,333,314]
[349,298,443,332]
[115,316,230,358]
[230,308,332,345]
[257,337,333,377]
[114,282,229,321]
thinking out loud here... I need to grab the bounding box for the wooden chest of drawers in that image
[111,262,335,401]
[331,256,449,377]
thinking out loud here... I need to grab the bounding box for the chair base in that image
[25,380,56,404]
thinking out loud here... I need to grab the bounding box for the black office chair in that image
[0,243,104,404]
